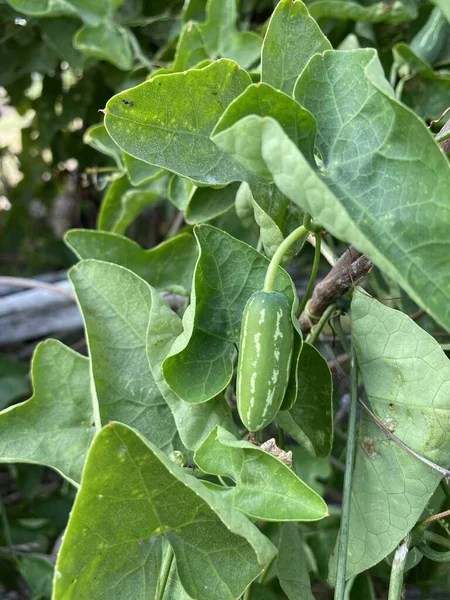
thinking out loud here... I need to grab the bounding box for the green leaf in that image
[185,183,240,224]
[277,522,315,600]
[394,43,450,120]
[123,153,163,186]
[330,290,450,579]
[83,123,123,169]
[261,0,331,96]
[308,0,417,23]
[0,340,94,486]
[104,60,252,185]
[235,181,255,228]
[213,81,316,171]
[69,260,179,453]
[173,0,261,72]
[39,18,85,70]
[163,561,194,599]
[74,22,132,70]
[171,22,210,72]
[224,49,450,331]
[349,573,376,600]
[97,175,130,230]
[19,556,53,599]
[289,445,332,496]
[168,174,193,210]
[195,426,327,521]
[66,0,122,24]
[0,355,29,410]
[97,175,168,234]
[277,343,333,457]
[163,224,295,404]
[66,230,198,294]
[211,82,315,256]
[147,287,237,450]
[53,423,277,600]
[7,0,77,18]
[244,179,305,260]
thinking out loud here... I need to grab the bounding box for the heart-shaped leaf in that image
[195,426,328,521]
[53,422,277,600]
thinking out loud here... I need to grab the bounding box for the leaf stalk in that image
[263,225,308,292]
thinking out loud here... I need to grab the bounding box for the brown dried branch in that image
[299,247,373,331]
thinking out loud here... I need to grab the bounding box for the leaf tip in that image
[99,108,108,115]
[107,420,116,428]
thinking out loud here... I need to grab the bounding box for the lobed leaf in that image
[213,81,316,172]
[0,340,94,486]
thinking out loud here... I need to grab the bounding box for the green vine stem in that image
[306,303,336,346]
[334,342,359,600]
[388,535,411,600]
[435,129,450,144]
[156,545,174,600]
[417,542,450,562]
[343,575,355,600]
[297,231,322,318]
[424,531,450,551]
[263,225,308,292]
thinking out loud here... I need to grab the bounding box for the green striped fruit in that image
[236,291,294,432]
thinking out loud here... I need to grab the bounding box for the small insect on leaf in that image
[120,98,134,107]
